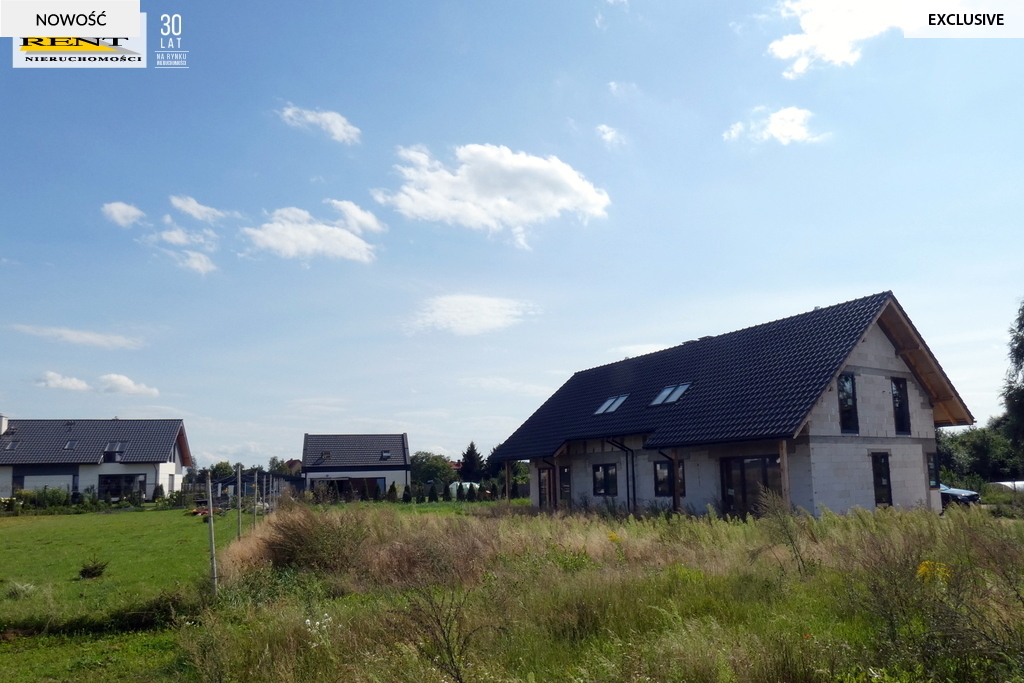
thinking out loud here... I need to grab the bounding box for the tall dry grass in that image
[184,502,1024,683]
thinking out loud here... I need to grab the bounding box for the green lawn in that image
[0,508,241,681]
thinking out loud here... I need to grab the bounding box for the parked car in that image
[940,483,980,507]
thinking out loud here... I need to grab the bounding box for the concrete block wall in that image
[807,323,935,441]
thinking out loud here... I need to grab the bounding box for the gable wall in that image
[804,322,938,512]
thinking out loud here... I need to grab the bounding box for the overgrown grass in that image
[6,501,1024,683]
[188,502,1024,683]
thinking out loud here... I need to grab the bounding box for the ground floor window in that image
[926,452,939,489]
[720,455,781,516]
[12,475,24,491]
[654,460,685,498]
[593,463,618,496]
[98,474,146,500]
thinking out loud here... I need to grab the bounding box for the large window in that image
[720,456,782,516]
[837,372,859,434]
[98,474,146,500]
[891,378,911,435]
[593,463,618,496]
[654,460,685,498]
[651,384,691,406]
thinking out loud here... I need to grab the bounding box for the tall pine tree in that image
[459,441,484,483]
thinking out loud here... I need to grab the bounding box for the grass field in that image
[3,501,1024,683]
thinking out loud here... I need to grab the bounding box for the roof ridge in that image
[573,291,892,375]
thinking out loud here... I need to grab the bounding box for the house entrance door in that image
[871,453,892,507]
[720,456,782,516]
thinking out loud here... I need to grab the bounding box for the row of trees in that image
[940,298,1024,483]
[411,441,528,492]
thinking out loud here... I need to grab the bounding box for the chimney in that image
[0,415,7,435]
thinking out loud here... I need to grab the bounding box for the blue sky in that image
[1,0,1021,466]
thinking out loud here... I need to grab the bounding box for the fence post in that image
[253,470,258,529]
[236,464,243,539]
[206,470,218,596]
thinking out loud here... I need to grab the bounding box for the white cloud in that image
[241,207,375,262]
[323,199,387,235]
[99,373,159,396]
[769,0,903,79]
[170,195,233,223]
[372,144,609,249]
[101,202,145,227]
[722,122,745,141]
[410,295,537,336]
[724,107,828,145]
[38,371,90,391]
[279,104,361,144]
[460,376,553,397]
[155,217,219,251]
[174,250,217,275]
[596,124,625,149]
[11,324,143,350]
[607,81,640,99]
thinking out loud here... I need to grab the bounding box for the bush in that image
[387,481,399,503]
[428,483,438,503]
[79,556,109,579]
[153,483,165,500]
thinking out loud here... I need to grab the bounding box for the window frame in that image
[891,377,911,435]
[654,460,685,498]
[837,372,860,434]
[650,383,691,406]
[592,463,618,496]
[926,452,939,489]
[595,394,629,415]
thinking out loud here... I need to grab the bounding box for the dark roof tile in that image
[491,292,893,461]
[0,419,187,465]
[302,433,410,468]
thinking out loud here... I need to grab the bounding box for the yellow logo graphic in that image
[19,37,138,55]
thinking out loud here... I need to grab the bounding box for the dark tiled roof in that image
[491,292,894,461]
[0,419,188,465]
[302,433,410,469]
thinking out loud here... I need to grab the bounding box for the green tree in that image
[411,451,455,488]
[467,483,477,502]
[1003,298,1024,457]
[459,442,484,483]
[402,484,413,503]
[456,483,466,502]
[442,483,452,502]
[268,457,291,475]
[387,481,399,503]
[416,485,426,504]
[428,483,438,502]
[483,443,504,480]
[210,461,233,480]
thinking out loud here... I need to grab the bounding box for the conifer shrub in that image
[387,481,399,503]
[428,483,438,502]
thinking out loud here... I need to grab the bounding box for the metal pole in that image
[253,470,258,529]
[236,463,242,539]
[205,470,218,596]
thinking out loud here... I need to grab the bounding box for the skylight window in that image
[64,440,76,450]
[4,440,18,450]
[651,383,691,406]
[104,441,127,453]
[595,394,629,415]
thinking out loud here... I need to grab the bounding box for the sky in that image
[1,0,1022,467]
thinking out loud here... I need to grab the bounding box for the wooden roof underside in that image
[875,300,975,428]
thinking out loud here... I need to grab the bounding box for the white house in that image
[0,417,193,501]
[489,292,974,515]
[302,433,411,497]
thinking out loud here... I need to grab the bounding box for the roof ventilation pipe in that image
[0,415,6,435]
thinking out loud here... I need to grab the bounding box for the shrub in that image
[416,486,426,504]
[79,556,109,579]
[153,483,166,500]
[402,485,412,503]
[387,481,399,503]
[442,484,452,502]
[456,483,466,502]
[428,483,438,503]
